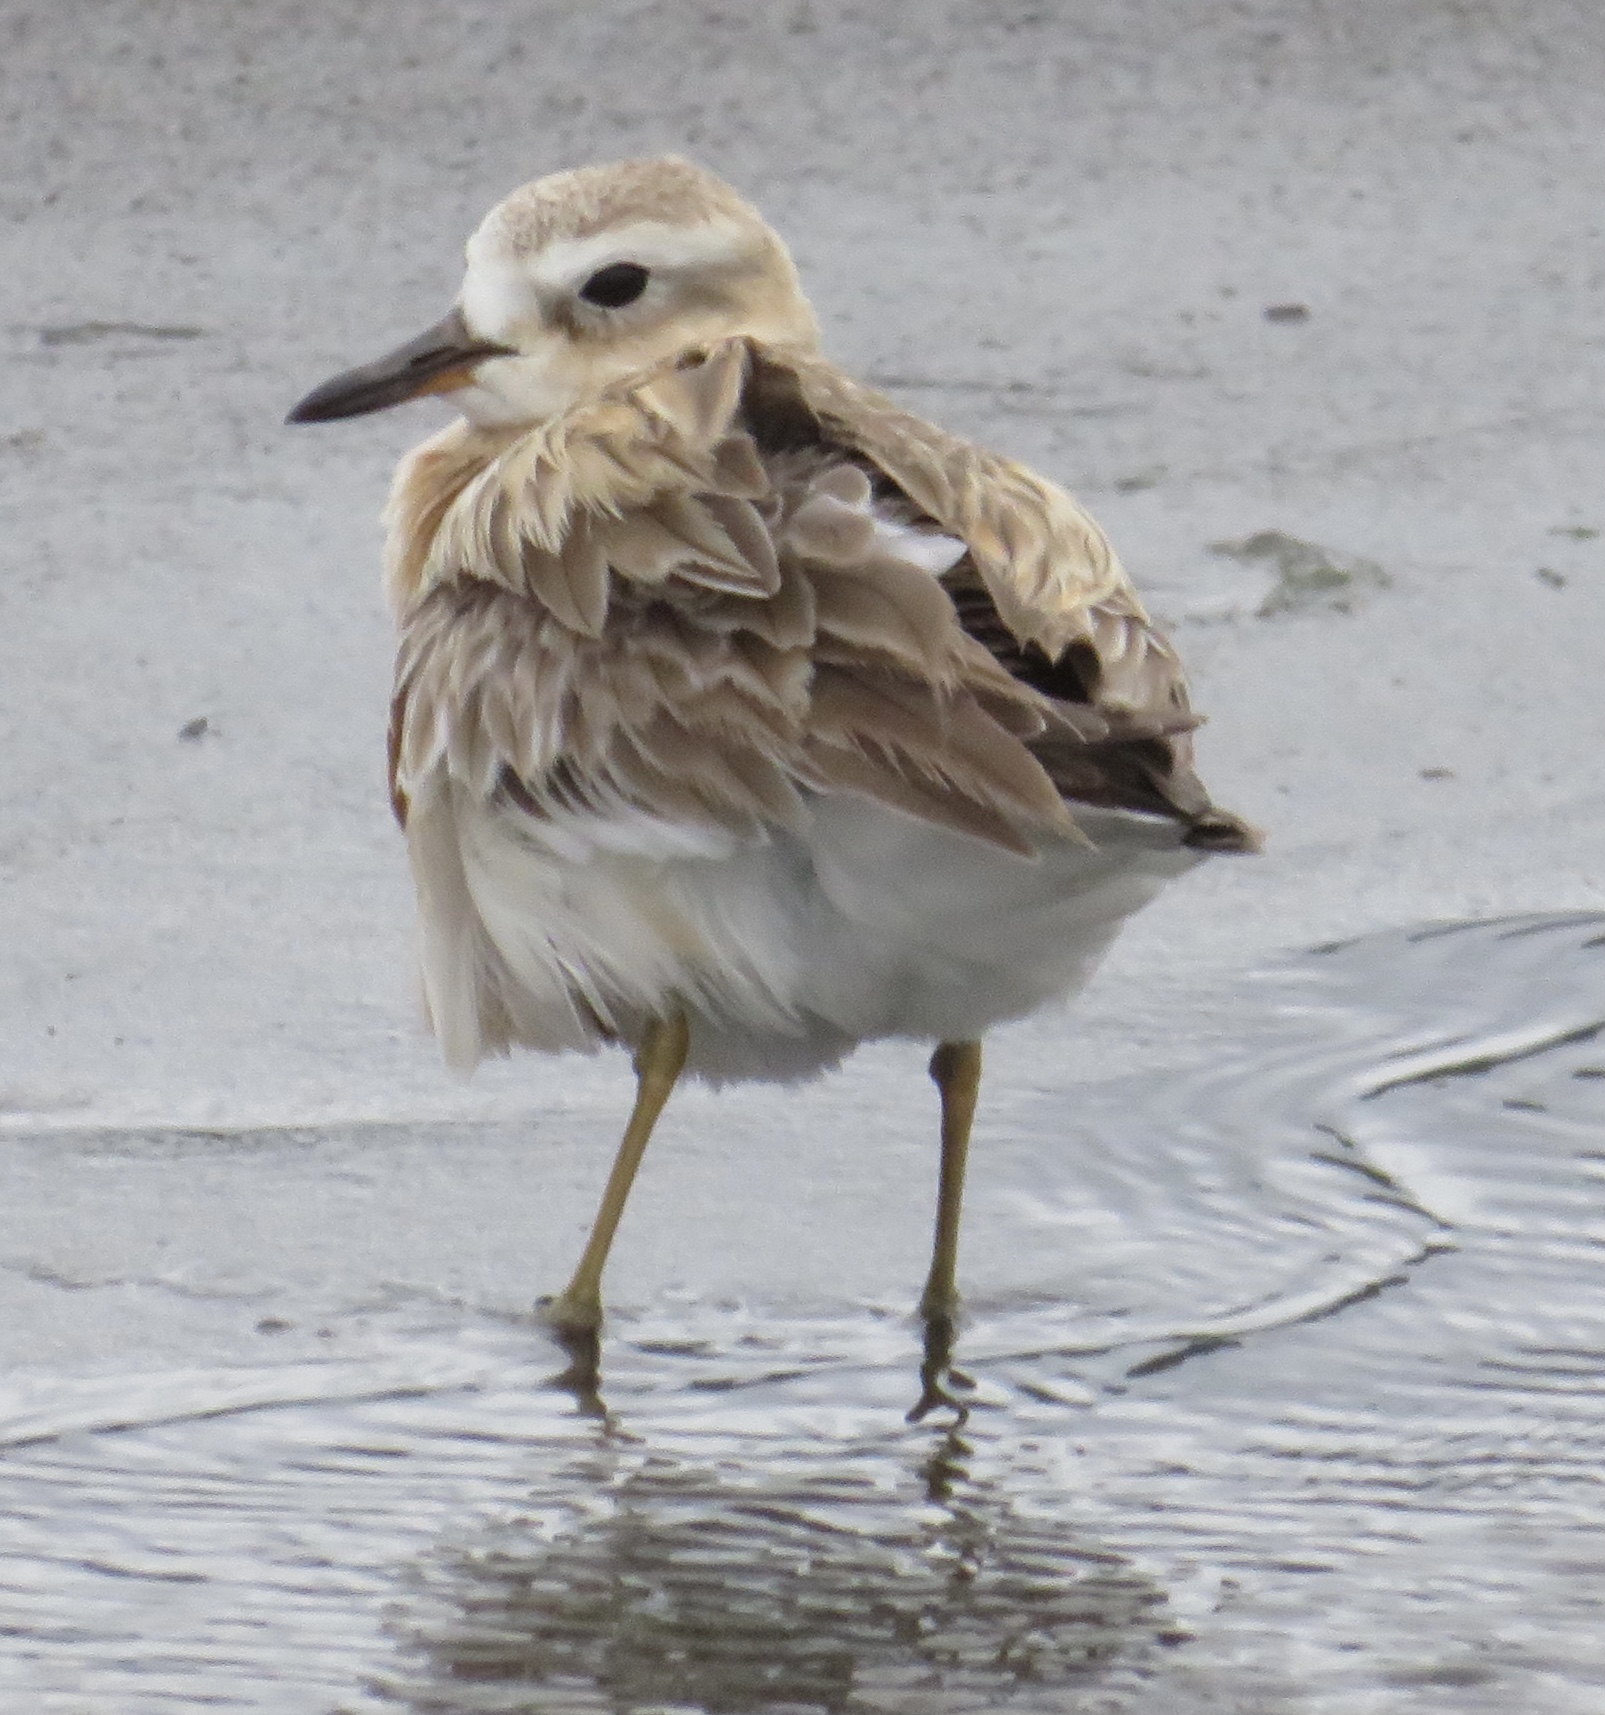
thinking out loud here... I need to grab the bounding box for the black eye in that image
[577,262,651,308]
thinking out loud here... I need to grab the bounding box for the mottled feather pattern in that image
[386,337,1256,857]
[388,339,1088,856]
[379,332,1252,1068]
[772,349,1132,661]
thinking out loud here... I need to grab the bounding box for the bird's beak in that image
[286,307,515,424]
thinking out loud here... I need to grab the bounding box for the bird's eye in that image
[578,262,651,308]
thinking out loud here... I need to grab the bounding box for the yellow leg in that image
[919,1039,983,1321]
[543,1010,690,1338]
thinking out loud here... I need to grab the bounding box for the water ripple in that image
[0,913,1601,1712]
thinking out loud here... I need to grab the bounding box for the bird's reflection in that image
[384,1383,1166,1712]
[921,1417,972,1505]
[546,1324,609,1421]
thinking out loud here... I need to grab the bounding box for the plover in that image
[289,157,1255,1374]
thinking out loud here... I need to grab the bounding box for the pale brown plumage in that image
[385,337,1253,906]
[289,156,1255,1360]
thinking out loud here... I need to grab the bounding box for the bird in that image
[288,156,1256,1388]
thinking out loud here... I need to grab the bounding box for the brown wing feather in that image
[388,337,1254,856]
[742,345,1259,853]
[388,362,1075,854]
[750,348,1127,658]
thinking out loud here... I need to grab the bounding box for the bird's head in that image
[288,157,819,429]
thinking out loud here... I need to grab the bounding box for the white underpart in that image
[405,491,1186,1082]
[410,781,1200,1084]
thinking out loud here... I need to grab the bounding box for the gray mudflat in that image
[2,4,1604,1712]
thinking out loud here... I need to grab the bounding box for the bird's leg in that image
[909,1039,983,1421]
[542,1009,690,1339]
[919,1039,982,1322]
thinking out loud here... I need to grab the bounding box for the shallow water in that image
[1,914,1602,1713]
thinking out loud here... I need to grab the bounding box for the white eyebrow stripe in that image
[527,219,756,292]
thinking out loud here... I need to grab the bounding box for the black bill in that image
[286,307,515,424]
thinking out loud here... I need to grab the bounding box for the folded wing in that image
[388,339,1255,859]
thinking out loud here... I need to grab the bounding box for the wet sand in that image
[2,915,1602,1712]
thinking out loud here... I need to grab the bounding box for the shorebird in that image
[289,157,1255,1380]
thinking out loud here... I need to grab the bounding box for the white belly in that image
[406,782,1201,1084]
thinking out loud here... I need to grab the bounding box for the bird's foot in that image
[907,1307,975,1424]
[537,1293,607,1411]
[538,1288,603,1339]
